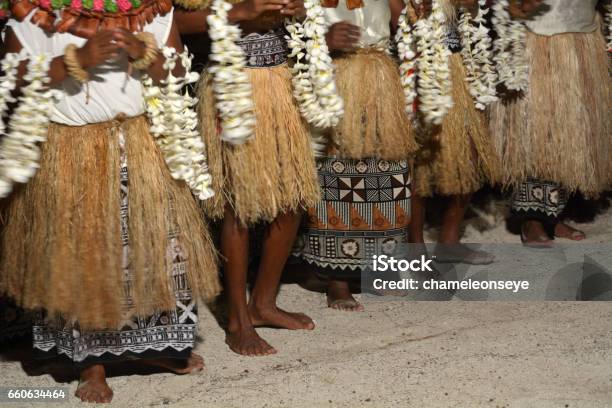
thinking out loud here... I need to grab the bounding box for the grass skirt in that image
[0,116,221,329]
[488,28,611,196]
[331,49,418,160]
[198,64,320,225]
[413,53,500,197]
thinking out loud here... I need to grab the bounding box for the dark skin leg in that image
[248,211,315,330]
[408,194,426,244]
[326,278,363,311]
[438,194,471,244]
[75,364,113,403]
[221,206,276,357]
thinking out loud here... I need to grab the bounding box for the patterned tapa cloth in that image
[33,133,198,366]
[512,178,568,226]
[296,157,411,275]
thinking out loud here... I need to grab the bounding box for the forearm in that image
[389,0,405,32]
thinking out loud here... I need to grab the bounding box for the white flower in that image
[458,0,498,110]
[207,0,256,145]
[142,47,214,201]
[491,0,529,91]
[395,5,418,118]
[412,0,453,125]
[0,53,60,198]
[285,0,344,129]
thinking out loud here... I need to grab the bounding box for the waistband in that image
[236,29,289,68]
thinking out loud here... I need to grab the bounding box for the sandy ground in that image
[1,195,612,407]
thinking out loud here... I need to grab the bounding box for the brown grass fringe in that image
[330,49,418,161]
[413,53,501,197]
[0,116,220,330]
[198,64,320,225]
[489,29,611,197]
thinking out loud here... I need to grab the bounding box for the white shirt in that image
[6,9,173,125]
[323,0,391,49]
[525,0,599,36]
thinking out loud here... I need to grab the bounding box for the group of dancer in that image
[0,0,609,403]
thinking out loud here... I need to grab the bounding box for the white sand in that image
[1,198,611,407]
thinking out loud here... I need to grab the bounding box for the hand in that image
[229,0,290,22]
[410,0,432,19]
[509,0,545,19]
[280,0,305,17]
[75,30,120,69]
[113,28,147,61]
[325,21,360,51]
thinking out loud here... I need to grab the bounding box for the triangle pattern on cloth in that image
[395,202,410,227]
[326,202,348,230]
[349,204,370,230]
[306,206,326,229]
[372,205,393,231]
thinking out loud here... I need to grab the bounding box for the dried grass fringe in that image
[0,116,220,330]
[489,28,611,197]
[198,64,320,225]
[330,49,418,160]
[414,53,501,197]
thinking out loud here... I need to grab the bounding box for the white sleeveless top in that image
[323,0,391,49]
[6,9,173,126]
[525,0,599,36]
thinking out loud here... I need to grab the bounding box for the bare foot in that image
[225,326,277,357]
[327,280,364,311]
[554,222,586,241]
[521,220,553,248]
[75,364,113,403]
[434,243,495,265]
[141,352,205,374]
[248,304,315,330]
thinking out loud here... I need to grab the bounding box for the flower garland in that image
[413,0,453,125]
[142,47,214,200]
[206,0,255,144]
[491,0,529,92]
[395,5,418,118]
[605,2,612,53]
[285,0,344,129]
[458,0,498,110]
[0,54,60,198]
[0,53,21,140]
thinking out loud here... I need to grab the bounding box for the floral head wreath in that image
[6,0,172,38]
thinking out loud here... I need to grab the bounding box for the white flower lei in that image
[142,47,214,200]
[413,0,453,125]
[605,2,612,53]
[285,0,344,129]
[395,5,418,118]
[0,53,21,140]
[207,0,256,145]
[0,54,59,198]
[491,0,529,91]
[458,0,498,110]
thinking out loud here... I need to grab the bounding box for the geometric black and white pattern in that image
[236,29,288,68]
[512,177,568,224]
[297,157,412,273]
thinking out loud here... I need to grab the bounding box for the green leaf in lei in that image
[63,0,71,6]
[51,0,63,9]
[104,0,118,12]
[82,0,93,9]
[131,0,141,8]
